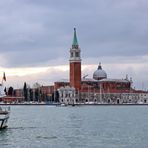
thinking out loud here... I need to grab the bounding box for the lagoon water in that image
[0,105,148,148]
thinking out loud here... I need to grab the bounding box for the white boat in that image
[0,106,10,129]
[0,73,10,129]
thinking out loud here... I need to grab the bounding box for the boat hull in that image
[0,115,9,129]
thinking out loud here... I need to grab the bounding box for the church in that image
[55,28,148,104]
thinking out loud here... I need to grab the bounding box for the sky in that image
[0,0,148,90]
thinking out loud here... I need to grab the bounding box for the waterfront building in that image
[58,86,76,105]
[2,85,54,103]
[2,28,147,104]
[56,28,148,104]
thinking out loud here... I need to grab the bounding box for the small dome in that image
[93,63,107,80]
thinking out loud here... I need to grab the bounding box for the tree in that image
[33,82,41,102]
[29,89,33,101]
[23,82,28,102]
[35,88,39,102]
[52,91,59,102]
[8,87,14,96]
[4,87,7,95]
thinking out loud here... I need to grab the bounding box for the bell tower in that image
[69,28,81,90]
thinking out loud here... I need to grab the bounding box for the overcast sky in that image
[0,0,148,89]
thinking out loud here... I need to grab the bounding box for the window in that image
[75,52,79,57]
[71,52,73,57]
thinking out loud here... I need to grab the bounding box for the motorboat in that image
[0,73,10,129]
[0,106,10,129]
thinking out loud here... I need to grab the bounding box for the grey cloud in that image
[0,0,148,67]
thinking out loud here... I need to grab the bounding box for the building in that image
[3,28,147,104]
[69,28,81,91]
[56,28,148,104]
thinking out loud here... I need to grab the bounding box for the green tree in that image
[8,86,14,96]
[23,82,28,102]
[29,89,33,101]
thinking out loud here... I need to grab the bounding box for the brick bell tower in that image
[69,28,81,90]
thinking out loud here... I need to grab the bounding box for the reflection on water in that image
[0,105,148,148]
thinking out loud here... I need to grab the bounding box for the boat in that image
[0,72,10,129]
[0,106,10,129]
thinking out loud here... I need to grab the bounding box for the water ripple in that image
[0,105,148,148]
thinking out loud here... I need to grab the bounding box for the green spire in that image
[72,28,79,48]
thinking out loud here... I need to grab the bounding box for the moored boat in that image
[0,107,10,129]
[0,72,10,129]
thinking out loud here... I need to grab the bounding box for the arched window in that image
[75,52,79,57]
[71,52,74,57]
